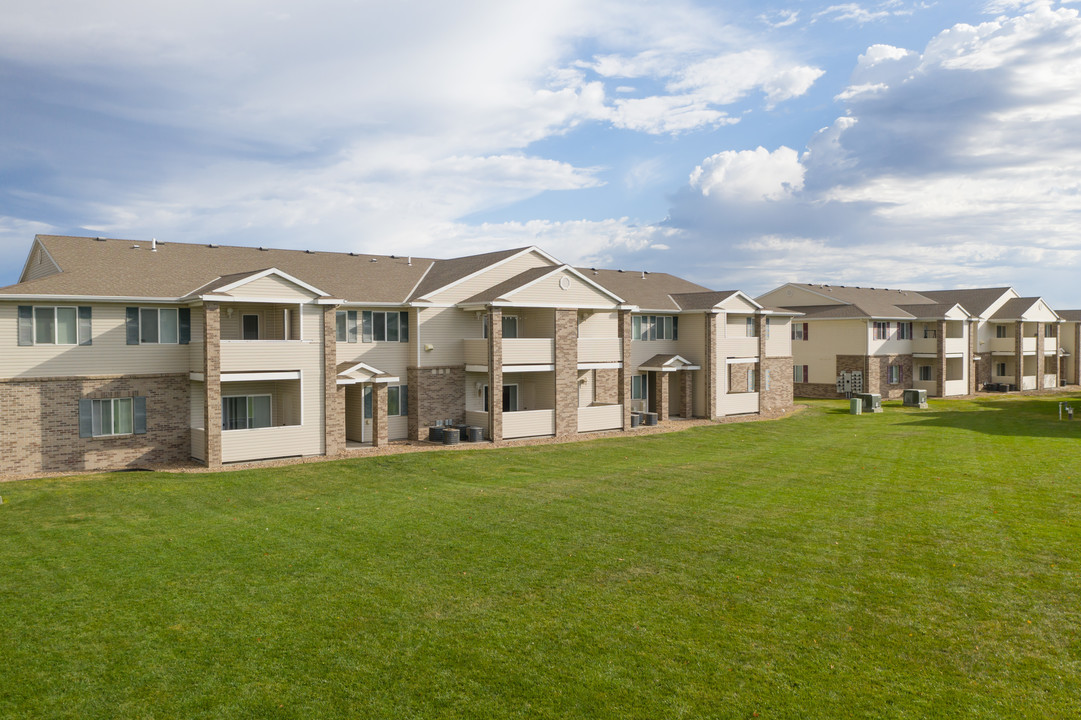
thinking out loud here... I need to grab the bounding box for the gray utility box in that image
[902,388,928,409]
[850,398,863,415]
[853,392,882,413]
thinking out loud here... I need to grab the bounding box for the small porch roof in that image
[336,361,400,385]
[638,354,700,372]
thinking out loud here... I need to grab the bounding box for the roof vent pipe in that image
[151,238,157,252]
[408,256,412,266]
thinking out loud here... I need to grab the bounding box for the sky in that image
[3,0,1081,305]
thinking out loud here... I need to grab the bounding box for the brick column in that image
[1014,322,1023,391]
[323,306,344,456]
[487,308,503,442]
[656,372,669,421]
[969,319,979,394]
[705,312,719,420]
[1036,322,1046,389]
[202,303,222,467]
[936,319,946,397]
[554,309,578,437]
[756,315,767,413]
[617,309,633,429]
[1074,323,1081,385]
[372,382,388,447]
[680,369,693,418]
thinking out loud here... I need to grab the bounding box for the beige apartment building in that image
[758,283,1063,399]
[0,235,795,476]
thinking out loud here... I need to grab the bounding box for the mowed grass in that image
[3,396,1081,719]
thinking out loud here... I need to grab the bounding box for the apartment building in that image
[1054,310,1081,386]
[757,283,1063,398]
[0,235,794,476]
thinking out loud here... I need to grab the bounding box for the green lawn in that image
[3,395,1081,719]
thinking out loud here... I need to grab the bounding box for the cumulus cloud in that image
[689,147,804,201]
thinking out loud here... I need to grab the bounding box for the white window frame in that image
[996,324,1009,339]
[631,374,648,400]
[793,365,809,383]
[918,365,932,382]
[387,384,409,417]
[139,307,180,344]
[34,305,79,345]
[996,362,1008,377]
[91,397,134,437]
[887,365,901,384]
[222,394,272,430]
[241,313,260,340]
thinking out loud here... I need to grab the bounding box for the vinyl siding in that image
[23,243,61,282]
[503,410,555,438]
[578,311,618,338]
[578,369,594,406]
[508,271,617,306]
[794,320,868,384]
[765,317,792,357]
[337,335,410,379]
[426,251,556,305]
[1,302,190,378]
[674,313,706,416]
[416,306,475,366]
[227,274,319,300]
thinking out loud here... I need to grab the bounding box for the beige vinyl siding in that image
[426,251,556,305]
[338,336,410,378]
[503,410,555,438]
[578,404,622,432]
[220,380,302,426]
[631,337,681,368]
[465,371,487,412]
[22,243,61,282]
[416,306,475,366]
[191,429,206,462]
[765,317,792,357]
[508,271,617,306]
[188,308,204,373]
[515,308,555,338]
[388,415,408,440]
[795,320,868,385]
[219,303,300,341]
[190,381,205,429]
[674,313,706,416]
[1,302,190,378]
[578,311,618,338]
[227,275,319,300]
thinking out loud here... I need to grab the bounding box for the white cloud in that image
[660,2,1081,304]
[689,147,804,201]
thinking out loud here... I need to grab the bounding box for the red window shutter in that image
[804,323,809,341]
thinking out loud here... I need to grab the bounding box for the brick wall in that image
[679,369,693,418]
[488,308,503,441]
[868,354,912,399]
[323,305,345,456]
[795,382,842,399]
[655,371,669,421]
[704,313,718,419]
[594,369,619,404]
[760,357,793,415]
[617,309,632,430]
[408,365,466,440]
[372,382,388,446]
[203,302,221,467]
[0,374,191,476]
[554,309,578,437]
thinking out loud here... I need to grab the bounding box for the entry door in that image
[242,314,260,340]
[503,385,518,412]
[362,385,372,443]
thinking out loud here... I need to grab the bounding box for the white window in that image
[887,365,902,384]
[631,374,648,400]
[91,397,134,436]
[918,365,932,381]
[897,322,912,340]
[996,324,1009,338]
[793,365,809,383]
[362,311,409,343]
[139,308,179,344]
[764,317,770,340]
[873,322,890,340]
[241,314,259,340]
[746,317,756,337]
[222,395,272,430]
[1046,324,1057,338]
[33,306,79,345]
[748,367,757,392]
[996,362,1007,377]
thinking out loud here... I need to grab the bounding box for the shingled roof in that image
[577,268,712,311]
[0,235,436,303]
[918,287,1013,316]
[778,283,937,319]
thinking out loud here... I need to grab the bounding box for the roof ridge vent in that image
[305,249,314,254]
[349,252,357,256]
[259,246,268,251]
[131,243,140,249]
[208,244,218,248]
[617,269,624,273]
[95,237,106,242]
[370,258,377,262]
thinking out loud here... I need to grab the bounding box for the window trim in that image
[29,305,83,345]
[241,313,260,341]
[918,365,932,382]
[133,306,181,345]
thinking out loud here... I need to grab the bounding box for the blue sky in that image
[3,0,1081,305]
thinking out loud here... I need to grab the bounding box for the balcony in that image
[578,404,623,432]
[504,409,555,438]
[578,337,622,363]
[944,379,967,396]
[912,337,937,354]
[717,337,758,357]
[463,338,556,368]
[914,337,967,355]
[219,340,315,373]
[989,336,1035,354]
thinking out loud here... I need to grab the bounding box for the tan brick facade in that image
[617,309,632,430]
[704,312,719,420]
[372,382,388,447]
[594,368,619,405]
[323,306,345,456]
[760,357,793,416]
[554,309,578,437]
[202,303,222,467]
[408,365,466,439]
[0,374,190,476]
[678,369,693,418]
